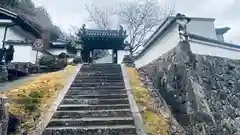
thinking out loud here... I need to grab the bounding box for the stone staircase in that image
[42,64,137,135]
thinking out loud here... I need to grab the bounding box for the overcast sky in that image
[33,0,240,44]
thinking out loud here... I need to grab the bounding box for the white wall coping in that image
[189,39,240,52]
[0,19,12,24]
[31,64,82,135]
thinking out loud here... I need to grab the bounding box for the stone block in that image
[0,65,8,82]
[0,97,8,135]
[139,42,240,135]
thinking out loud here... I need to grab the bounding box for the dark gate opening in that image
[77,25,128,63]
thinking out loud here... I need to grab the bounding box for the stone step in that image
[74,79,124,83]
[57,104,130,111]
[75,75,123,78]
[71,83,125,87]
[64,94,128,99]
[75,76,123,79]
[43,125,137,135]
[79,70,122,73]
[53,109,132,118]
[66,89,126,95]
[78,73,122,75]
[75,78,124,82]
[79,73,122,75]
[61,98,129,105]
[72,82,125,85]
[42,64,137,135]
[47,117,135,127]
[76,75,122,77]
[69,86,125,90]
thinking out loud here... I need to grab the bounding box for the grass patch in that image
[126,67,170,135]
[0,65,77,134]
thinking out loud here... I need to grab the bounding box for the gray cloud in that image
[33,0,240,43]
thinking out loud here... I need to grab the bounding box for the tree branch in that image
[85,0,176,54]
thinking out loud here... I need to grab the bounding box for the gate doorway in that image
[77,25,128,64]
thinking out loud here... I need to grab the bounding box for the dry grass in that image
[0,65,77,134]
[126,67,170,135]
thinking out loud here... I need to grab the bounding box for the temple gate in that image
[77,25,128,63]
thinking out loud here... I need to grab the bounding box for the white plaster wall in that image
[48,49,67,55]
[117,50,125,64]
[0,23,38,63]
[4,44,44,64]
[11,45,32,63]
[0,19,12,24]
[190,40,240,60]
[0,25,35,48]
[0,20,12,48]
[216,34,224,42]
[187,20,218,40]
[134,24,180,68]
[0,27,7,48]
[30,50,43,64]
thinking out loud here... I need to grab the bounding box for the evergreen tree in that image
[66,40,78,55]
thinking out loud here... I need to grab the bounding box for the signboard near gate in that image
[33,39,44,64]
[33,39,44,51]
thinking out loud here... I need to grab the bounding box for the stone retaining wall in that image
[0,66,8,82]
[139,41,240,135]
[0,97,8,135]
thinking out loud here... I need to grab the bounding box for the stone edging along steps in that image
[121,64,147,135]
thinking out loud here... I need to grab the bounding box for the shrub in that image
[38,55,56,66]
[68,62,77,66]
[73,56,82,64]
[122,55,135,67]
[22,91,43,112]
[38,55,68,72]
[58,53,68,59]
[54,59,67,70]
[66,42,77,54]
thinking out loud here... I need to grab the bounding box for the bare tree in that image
[85,4,113,30]
[85,0,175,55]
